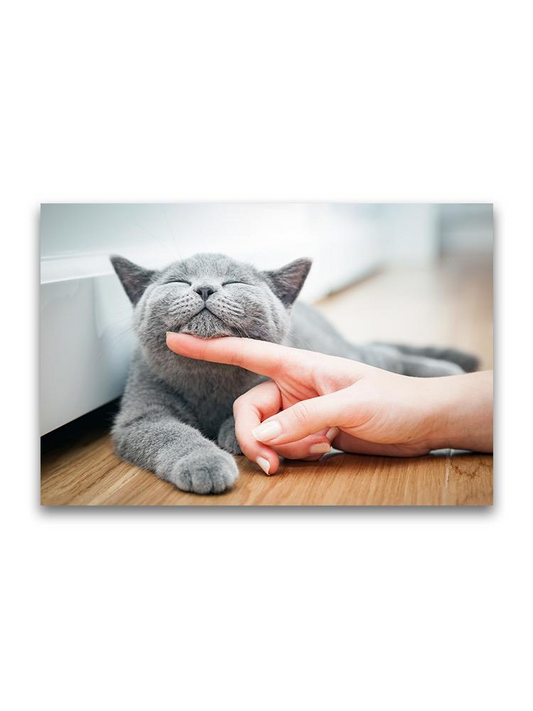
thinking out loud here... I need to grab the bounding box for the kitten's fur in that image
[111,253,478,494]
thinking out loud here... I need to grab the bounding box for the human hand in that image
[167,334,492,475]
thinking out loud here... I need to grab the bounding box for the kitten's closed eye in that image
[168,280,192,286]
[222,281,249,286]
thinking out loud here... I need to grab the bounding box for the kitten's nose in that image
[195,285,216,302]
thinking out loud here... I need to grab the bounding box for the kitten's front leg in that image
[217,415,243,455]
[113,410,239,494]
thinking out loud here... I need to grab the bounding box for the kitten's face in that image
[111,252,311,362]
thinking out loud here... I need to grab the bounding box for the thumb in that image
[251,390,350,446]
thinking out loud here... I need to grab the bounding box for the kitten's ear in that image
[264,258,312,307]
[110,255,156,305]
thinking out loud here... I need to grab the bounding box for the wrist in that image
[421,372,493,452]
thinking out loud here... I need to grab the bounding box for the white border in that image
[3,1,532,709]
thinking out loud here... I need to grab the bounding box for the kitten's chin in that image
[179,311,236,339]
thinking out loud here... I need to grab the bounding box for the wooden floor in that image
[41,257,493,506]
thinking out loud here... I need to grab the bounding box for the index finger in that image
[166,333,300,378]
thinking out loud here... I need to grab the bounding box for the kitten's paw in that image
[217,417,243,455]
[171,450,239,495]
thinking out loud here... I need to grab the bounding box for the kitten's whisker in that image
[234,321,253,340]
[93,325,135,369]
[287,333,312,350]
[101,316,135,334]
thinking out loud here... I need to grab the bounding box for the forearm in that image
[423,371,493,452]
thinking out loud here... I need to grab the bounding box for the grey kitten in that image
[110,253,478,495]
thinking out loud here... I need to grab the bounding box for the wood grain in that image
[41,257,493,506]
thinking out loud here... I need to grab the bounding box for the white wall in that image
[41,203,386,301]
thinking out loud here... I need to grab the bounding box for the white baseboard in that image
[40,274,134,435]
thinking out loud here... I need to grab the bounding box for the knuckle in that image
[233,393,249,416]
[290,401,314,427]
[240,440,256,462]
[239,440,255,462]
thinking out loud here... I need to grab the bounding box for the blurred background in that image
[40,204,493,434]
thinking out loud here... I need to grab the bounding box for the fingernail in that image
[256,457,271,475]
[309,443,331,455]
[326,427,339,442]
[252,420,282,442]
